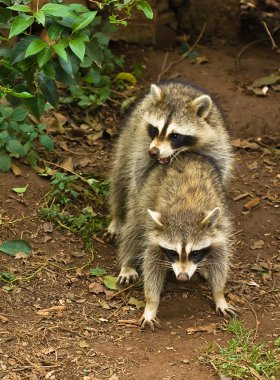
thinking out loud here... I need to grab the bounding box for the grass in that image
[207,318,280,380]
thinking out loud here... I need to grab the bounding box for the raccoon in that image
[116,153,236,330]
[107,80,233,239]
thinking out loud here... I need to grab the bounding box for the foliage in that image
[208,319,280,379]
[0,0,153,171]
[0,104,53,171]
[41,172,109,250]
[0,239,31,256]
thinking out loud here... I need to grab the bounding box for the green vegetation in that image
[208,319,280,380]
[0,0,152,171]
[41,172,109,251]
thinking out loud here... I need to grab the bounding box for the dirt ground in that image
[0,42,280,380]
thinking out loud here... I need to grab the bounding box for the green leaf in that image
[9,14,34,38]
[68,3,89,12]
[72,11,97,33]
[10,91,33,99]
[115,72,137,85]
[128,297,145,310]
[7,140,25,156]
[53,43,67,61]
[39,134,54,151]
[41,3,75,18]
[0,239,31,256]
[69,36,85,61]
[0,154,11,172]
[87,39,103,68]
[11,36,38,65]
[43,62,56,79]
[103,275,117,290]
[37,47,52,67]
[47,23,63,41]
[22,93,45,120]
[25,39,48,58]
[7,4,31,12]
[12,108,28,121]
[89,268,107,276]
[34,11,45,26]
[136,0,153,19]
[12,185,28,194]
[38,73,58,107]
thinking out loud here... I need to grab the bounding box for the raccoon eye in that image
[160,247,178,262]
[170,133,181,141]
[147,124,159,139]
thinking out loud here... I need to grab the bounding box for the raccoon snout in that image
[149,147,159,159]
[177,273,189,282]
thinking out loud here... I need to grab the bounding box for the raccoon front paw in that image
[215,298,238,318]
[103,220,118,243]
[117,266,139,286]
[140,316,162,331]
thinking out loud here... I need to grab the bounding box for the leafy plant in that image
[41,172,109,250]
[0,104,53,171]
[89,267,117,290]
[0,0,153,171]
[207,319,280,379]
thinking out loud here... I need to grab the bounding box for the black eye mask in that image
[189,246,212,264]
[169,134,198,149]
[160,247,179,263]
[147,124,159,139]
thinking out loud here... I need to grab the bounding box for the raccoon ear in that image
[148,209,163,227]
[202,207,221,228]
[192,95,212,118]
[150,84,163,103]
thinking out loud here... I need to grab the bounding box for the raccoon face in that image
[145,84,213,165]
[147,207,221,281]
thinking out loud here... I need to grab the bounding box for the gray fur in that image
[108,81,233,237]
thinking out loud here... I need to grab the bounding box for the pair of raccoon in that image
[108,81,236,330]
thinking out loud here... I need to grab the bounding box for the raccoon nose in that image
[177,273,189,282]
[149,147,159,159]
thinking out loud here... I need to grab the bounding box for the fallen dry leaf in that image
[250,240,265,250]
[128,297,145,310]
[186,323,217,334]
[54,112,67,126]
[196,56,209,64]
[61,156,74,172]
[247,161,258,170]
[10,164,22,177]
[108,375,119,380]
[0,315,9,323]
[79,340,89,348]
[36,305,66,316]
[43,221,54,233]
[232,139,260,150]
[244,197,260,210]
[14,252,28,259]
[88,282,105,294]
[227,293,246,304]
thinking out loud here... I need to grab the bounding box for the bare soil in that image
[0,42,280,380]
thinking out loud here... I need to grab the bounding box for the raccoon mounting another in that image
[107,80,233,240]
[116,153,236,330]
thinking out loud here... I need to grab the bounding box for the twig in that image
[157,23,207,81]
[247,302,260,341]
[236,38,267,66]
[109,280,142,300]
[262,21,278,50]
[107,293,131,320]
[157,52,169,82]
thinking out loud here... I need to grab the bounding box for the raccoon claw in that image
[216,305,239,318]
[102,230,117,244]
[117,267,139,286]
[140,317,162,331]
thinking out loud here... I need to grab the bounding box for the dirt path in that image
[0,43,279,380]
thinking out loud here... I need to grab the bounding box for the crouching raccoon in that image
[108,80,233,240]
[116,153,236,330]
